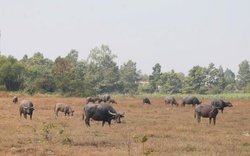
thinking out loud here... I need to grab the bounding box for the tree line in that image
[0,44,249,96]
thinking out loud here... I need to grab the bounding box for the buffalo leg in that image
[24,113,27,119]
[196,113,201,123]
[55,110,59,119]
[108,120,112,126]
[30,112,33,120]
[102,121,106,126]
[213,117,216,125]
[85,117,90,126]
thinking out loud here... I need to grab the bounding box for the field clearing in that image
[0,96,249,156]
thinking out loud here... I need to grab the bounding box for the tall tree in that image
[149,63,162,92]
[205,64,226,94]
[85,45,119,94]
[182,65,206,94]
[159,70,182,94]
[21,52,55,95]
[119,60,140,94]
[237,60,250,92]
[0,55,24,91]
[223,68,236,93]
[53,55,74,94]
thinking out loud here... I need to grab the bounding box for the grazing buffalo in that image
[83,103,124,127]
[143,98,151,104]
[54,103,74,119]
[165,96,179,106]
[109,99,117,104]
[19,100,35,120]
[86,97,101,104]
[194,104,218,125]
[211,99,233,113]
[99,94,111,103]
[13,96,18,104]
[181,96,202,107]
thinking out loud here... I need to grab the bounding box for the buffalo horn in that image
[108,110,117,116]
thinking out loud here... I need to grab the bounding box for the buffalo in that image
[194,104,218,125]
[83,103,124,127]
[181,96,202,107]
[99,94,111,103]
[86,97,101,104]
[19,100,35,120]
[109,99,117,104]
[54,103,74,119]
[13,96,18,104]
[211,99,233,113]
[143,98,151,104]
[165,96,178,106]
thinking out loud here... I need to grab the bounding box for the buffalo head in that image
[108,111,125,123]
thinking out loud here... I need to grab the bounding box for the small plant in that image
[62,137,73,144]
[57,127,73,144]
[133,135,151,155]
[38,122,73,144]
[40,122,55,142]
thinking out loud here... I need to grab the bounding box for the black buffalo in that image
[54,103,74,119]
[99,94,111,103]
[194,104,218,125]
[83,103,124,127]
[143,98,151,104]
[13,96,18,104]
[86,97,101,104]
[19,100,35,120]
[165,96,178,106]
[109,99,117,104]
[181,96,202,107]
[211,99,233,113]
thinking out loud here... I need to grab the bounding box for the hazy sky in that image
[0,0,249,75]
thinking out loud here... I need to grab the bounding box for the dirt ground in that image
[0,96,249,156]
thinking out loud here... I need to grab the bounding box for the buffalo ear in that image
[120,112,125,117]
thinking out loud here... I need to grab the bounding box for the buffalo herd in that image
[12,94,233,126]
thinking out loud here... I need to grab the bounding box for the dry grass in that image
[0,96,249,156]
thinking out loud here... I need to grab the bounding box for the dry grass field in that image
[0,96,249,156]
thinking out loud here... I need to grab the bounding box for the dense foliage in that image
[0,45,249,96]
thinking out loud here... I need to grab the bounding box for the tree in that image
[119,60,140,94]
[205,64,225,94]
[182,65,206,94]
[0,56,25,91]
[65,49,79,67]
[53,55,74,94]
[149,63,162,92]
[85,45,119,94]
[159,70,182,94]
[21,52,55,95]
[237,60,250,92]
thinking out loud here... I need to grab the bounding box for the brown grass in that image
[0,96,249,156]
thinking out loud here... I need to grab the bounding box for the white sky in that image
[0,0,249,75]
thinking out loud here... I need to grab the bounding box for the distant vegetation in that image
[0,44,249,97]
